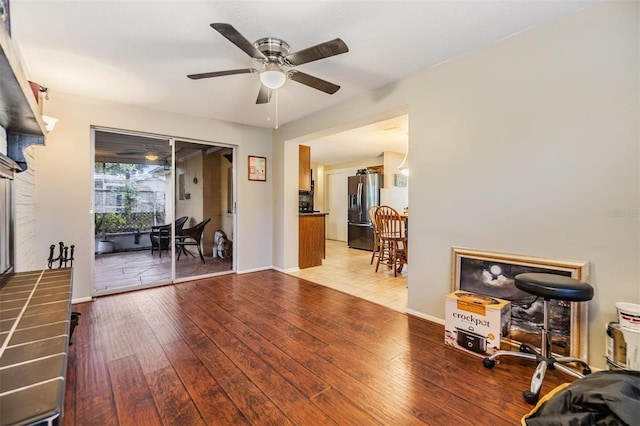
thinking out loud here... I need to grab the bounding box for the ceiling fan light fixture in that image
[260,68,287,89]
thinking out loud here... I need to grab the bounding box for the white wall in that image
[13,145,38,272]
[380,151,408,212]
[1,127,39,272]
[273,1,639,368]
[175,153,204,228]
[33,92,273,300]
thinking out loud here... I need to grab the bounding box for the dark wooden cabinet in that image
[299,213,326,269]
[299,145,311,191]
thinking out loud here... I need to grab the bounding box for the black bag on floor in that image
[523,370,640,426]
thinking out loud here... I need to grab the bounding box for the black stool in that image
[482,272,594,405]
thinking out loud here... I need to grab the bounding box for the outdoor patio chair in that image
[175,218,211,264]
[150,216,189,257]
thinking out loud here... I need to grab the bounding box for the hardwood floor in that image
[63,270,575,425]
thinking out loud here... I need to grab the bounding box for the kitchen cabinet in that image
[0,19,46,171]
[367,165,383,177]
[299,144,311,191]
[299,213,326,268]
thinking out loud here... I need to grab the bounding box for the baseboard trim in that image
[407,309,444,325]
[71,296,93,304]
[237,266,274,275]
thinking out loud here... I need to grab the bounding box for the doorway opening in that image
[92,128,236,295]
[285,111,409,310]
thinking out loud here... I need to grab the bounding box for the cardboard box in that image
[445,291,511,357]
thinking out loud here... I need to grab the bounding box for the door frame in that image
[90,126,237,296]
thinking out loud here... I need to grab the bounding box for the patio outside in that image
[94,162,167,254]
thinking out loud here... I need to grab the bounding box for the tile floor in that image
[94,249,232,293]
[287,239,408,312]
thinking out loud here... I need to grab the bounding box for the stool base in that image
[483,343,591,404]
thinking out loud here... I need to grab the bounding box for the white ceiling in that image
[306,114,408,165]
[9,1,594,164]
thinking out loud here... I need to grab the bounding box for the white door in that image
[326,172,347,241]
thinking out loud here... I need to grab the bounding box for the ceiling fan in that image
[115,148,161,161]
[116,149,146,156]
[187,23,349,104]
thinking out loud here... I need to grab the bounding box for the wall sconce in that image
[163,160,170,171]
[42,115,58,132]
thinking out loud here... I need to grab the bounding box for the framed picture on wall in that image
[248,155,266,181]
[394,173,407,187]
[451,247,590,361]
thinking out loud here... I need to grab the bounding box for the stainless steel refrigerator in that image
[348,173,380,250]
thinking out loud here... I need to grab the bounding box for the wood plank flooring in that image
[63,270,574,425]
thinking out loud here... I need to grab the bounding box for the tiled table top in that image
[0,269,72,426]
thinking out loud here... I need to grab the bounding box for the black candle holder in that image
[47,241,74,269]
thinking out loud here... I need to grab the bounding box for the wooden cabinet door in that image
[299,145,311,191]
[299,215,325,268]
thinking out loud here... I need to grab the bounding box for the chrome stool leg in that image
[483,294,592,405]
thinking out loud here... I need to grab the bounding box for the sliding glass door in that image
[174,140,235,281]
[92,128,235,295]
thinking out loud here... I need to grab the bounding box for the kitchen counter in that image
[299,214,326,268]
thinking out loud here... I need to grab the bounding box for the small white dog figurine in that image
[213,230,231,259]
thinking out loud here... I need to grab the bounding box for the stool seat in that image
[515,273,593,302]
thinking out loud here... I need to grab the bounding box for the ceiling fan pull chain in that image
[275,89,279,130]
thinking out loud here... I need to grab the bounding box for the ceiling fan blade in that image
[187,68,257,80]
[289,70,340,94]
[116,151,146,156]
[210,23,267,60]
[285,38,349,66]
[256,85,272,104]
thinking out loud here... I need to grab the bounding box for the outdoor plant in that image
[95,212,126,241]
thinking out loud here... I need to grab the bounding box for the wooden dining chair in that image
[374,206,407,277]
[368,205,382,265]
